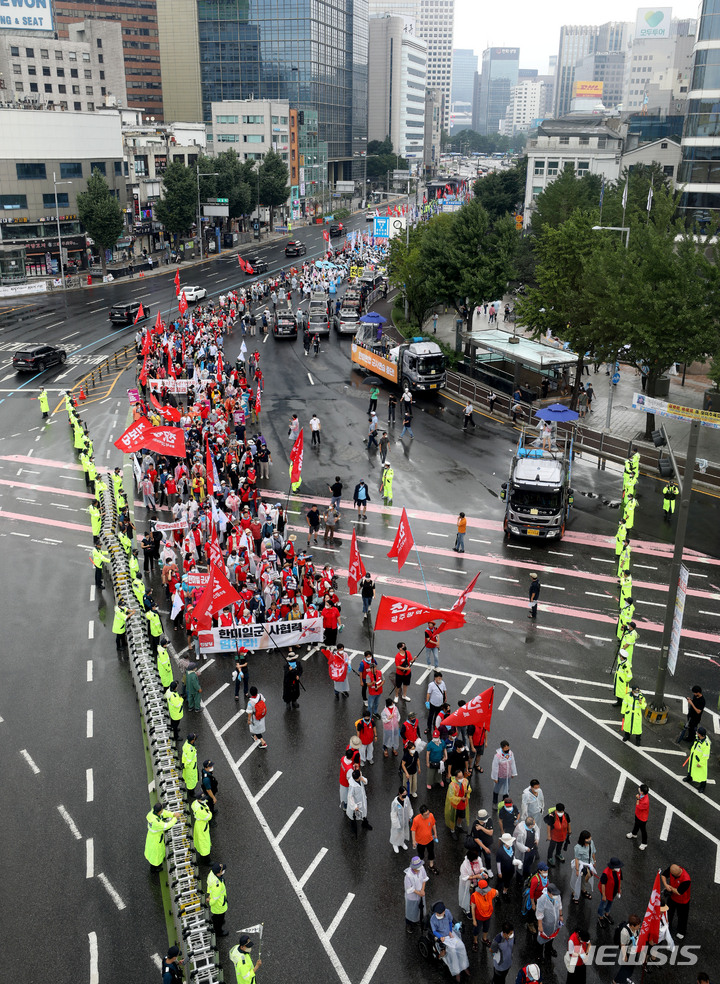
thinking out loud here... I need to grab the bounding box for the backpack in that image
[613,921,630,947]
[253,697,267,721]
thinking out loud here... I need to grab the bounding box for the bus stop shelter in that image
[462,328,580,403]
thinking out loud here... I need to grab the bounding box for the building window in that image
[559,136,569,145]
[82,52,91,62]
[16,162,47,180]
[12,64,21,74]
[74,102,81,111]
[663,164,674,177]
[72,85,80,94]
[97,38,102,48]
[41,49,49,59]
[577,160,590,176]
[216,134,239,142]
[99,71,105,80]
[43,192,69,208]
[58,85,66,93]
[71,69,78,79]
[90,162,106,175]
[243,134,264,143]
[134,156,148,176]
[29,82,38,93]
[547,160,559,176]
[28,66,36,76]
[215,114,238,124]
[98,54,103,63]
[84,69,92,79]
[60,162,83,179]
[0,194,28,210]
[661,141,668,149]
[69,51,77,62]
[579,136,589,145]
[87,102,94,111]
[44,84,52,93]
[114,161,122,176]
[57,68,65,77]
[534,160,545,175]
[10,46,19,57]
[55,50,63,61]
[241,115,264,124]
[26,48,34,58]
[86,86,94,95]
[43,67,51,77]
[598,137,606,148]
[59,101,68,110]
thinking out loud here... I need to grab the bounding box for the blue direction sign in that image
[373,216,389,239]
[612,372,621,385]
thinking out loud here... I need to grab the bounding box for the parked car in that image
[273,299,298,339]
[13,343,67,373]
[179,285,207,301]
[334,307,361,336]
[284,240,307,257]
[109,301,151,326]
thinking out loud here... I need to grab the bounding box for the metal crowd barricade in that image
[98,472,220,982]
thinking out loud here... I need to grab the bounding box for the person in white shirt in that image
[310,413,322,447]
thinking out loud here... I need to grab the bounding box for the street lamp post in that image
[196,165,219,260]
[592,226,631,430]
[591,224,630,249]
[53,171,73,320]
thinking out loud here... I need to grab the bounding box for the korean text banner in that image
[198,618,323,652]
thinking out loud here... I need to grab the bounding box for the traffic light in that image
[515,213,523,231]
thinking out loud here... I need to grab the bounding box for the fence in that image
[81,344,137,393]
[98,472,220,982]
[442,370,720,493]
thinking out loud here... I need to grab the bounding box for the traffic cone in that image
[139,270,145,278]
[79,387,87,401]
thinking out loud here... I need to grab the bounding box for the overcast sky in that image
[454,0,701,72]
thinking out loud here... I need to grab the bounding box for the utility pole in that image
[196,165,219,260]
[649,419,701,720]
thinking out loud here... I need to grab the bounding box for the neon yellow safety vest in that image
[157,645,173,688]
[229,948,256,984]
[144,809,177,866]
[146,610,163,638]
[166,689,184,721]
[206,871,228,914]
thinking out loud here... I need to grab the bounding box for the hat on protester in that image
[609,857,624,868]
[477,809,489,820]
[477,879,488,890]
[536,862,548,871]
[410,856,424,869]
[432,901,446,914]
[500,833,515,847]
[530,572,538,580]
[525,966,541,982]
[349,736,362,750]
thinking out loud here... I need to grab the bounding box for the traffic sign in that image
[612,372,620,385]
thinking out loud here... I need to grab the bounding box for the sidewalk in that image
[423,305,720,465]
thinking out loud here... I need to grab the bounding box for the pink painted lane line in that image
[265,486,720,566]
[310,528,720,603]
[0,479,93,500]
[0,510,88,532]
[0,455,82,471]
[323,563,720,646]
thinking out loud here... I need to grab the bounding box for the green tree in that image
[530,165,602,235]
[155,161,198,243]
[473,159,527,222]
[76,168,124,276]
[586,187,719,437]
[366,153,408,182]
[212,150,255,228]
[368,137,393,155]
[258,149,290,231]
[388,222,439,328]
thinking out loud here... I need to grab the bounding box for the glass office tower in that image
[196,0,368,180]
[678,0,720,222]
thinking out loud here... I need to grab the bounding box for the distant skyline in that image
[454,0,700,72]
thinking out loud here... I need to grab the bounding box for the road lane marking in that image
[61,331,81,340]
[87,709,93,738]
[489,575,519,583]
[203,682,230,707]
[97,872,126,910]
[613,773,627,803]
[89,585,95,602]
[634,564,658,570]
[20,749,40,774]
[308,373,314,385]
[88,620,94,640]
[255,771,283,803]
[360,946,388,984]
[219,710,245,735]
[585,635,612,642]
[196,658,215,674]
[88,933,99,984]
[86,838,94,878]
[487,616,513,624]
[548,551,573,557]
[87,659,93,684]
[543,584,566,590]
[151,954,162,970]
[660,805,673,841]
[275,805,304,844]
[427,531,447,538]
[498,687,514,712]
[591,557,615,564]
[235,743,257,768]
[298,847,328,889]
[570,741,586,770]
[58,804,82,840]
[87,768,94,802]
[532,713,548,739]
[326,892,355,941]
[461,676,477,695]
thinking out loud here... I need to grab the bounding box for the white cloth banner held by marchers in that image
[199,618,323,653]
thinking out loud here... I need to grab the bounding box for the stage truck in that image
[350,324,446,392]
[500,427,575,539]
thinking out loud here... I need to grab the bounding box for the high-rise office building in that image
[368,15,427,167]
[553,22,628,117]
[53,0,164,118]
[369,1,455,133]
[623,18,696,115]
[473,47,519,135]
[156,0,368,182]
[573,50,626,111]
[452,48,477,108]
[502,76,554,135]
[679,0,720,221]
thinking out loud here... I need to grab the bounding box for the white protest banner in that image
[198,618,323,653]
[148,378,190,394]
[154,520,188,533]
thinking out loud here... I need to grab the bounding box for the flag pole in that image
[407,515,431,604]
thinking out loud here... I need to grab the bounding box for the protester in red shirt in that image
[627,783,649,850]
[321,601,341,646]
[392,641,413,703]
[424,621,440,668]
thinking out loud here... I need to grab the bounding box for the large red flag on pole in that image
[178,292,188,316]
[289,428,304,491]
[387,507,414,571]
[348,527,366,595]
[193,563,242,622]
[374,594,465,633]
[133,303,145,325]
[205,439,215,497]
[174,268,180,296]
[636,871,663,954]
[440,687,494,731]
[154,309,163,335]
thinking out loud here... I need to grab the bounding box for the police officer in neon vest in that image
[621,686,647,746]
[684,726,710,792]
[206,862,228,936]
[229,935,262,984]
[182,733,199,793]
[112,604,134,651]
[144,801,181,871]
[157,636,173,688]
[191,791,212,859]
[165,681,184,741]
[91,537,110,590]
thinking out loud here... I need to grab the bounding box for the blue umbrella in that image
[359,312,387,325]
[534,403,579,422]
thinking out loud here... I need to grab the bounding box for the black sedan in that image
[329,224,344,237]
[13,343,67,373]
[284,240,307,257]
[245,257,269,274]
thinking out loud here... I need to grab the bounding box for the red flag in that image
[206,439,215,497]
[636,871,663,953]
[217,351,223,380]
[323,230,330,242]
[440,687,494,731]
[174,268,180,295]
[373,594,465,633]
[148,388,180,422]
[246,263,254,275]
[139,350,148,386]
[290,428,304,485]
[254,387,261,416]
[133,303,145,325]
[347,527,366,595]
[178,292,188,316]
[114,416,151,453]
[238,256,247,271]
[168,350,176,379]
[193,563,242,622]
[154,310,163,335]
[143,425,187,457]
[387,507,414,571]
[208,518,224,570]
[141,330,152,355]
[450,572,480,615]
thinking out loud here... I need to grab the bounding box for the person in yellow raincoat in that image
[444,770,471,838]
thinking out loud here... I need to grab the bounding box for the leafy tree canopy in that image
[76,169,125,275]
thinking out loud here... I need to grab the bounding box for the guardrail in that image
[98,472,220,982]
[81,344,137,392]
[442,370,720,493]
